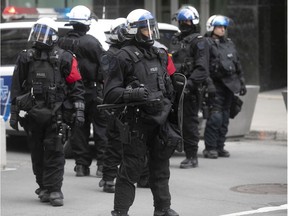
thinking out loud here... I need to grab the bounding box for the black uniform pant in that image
[182,91,200,158]
[102,117,122,182]
[114,120,172,213]
[204,84,234,150]
[70,98,107,167]
[103,117,149,183]
[28,116,65,192]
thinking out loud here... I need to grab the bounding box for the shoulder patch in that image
[197,35,203,39]
[197,40,205,50]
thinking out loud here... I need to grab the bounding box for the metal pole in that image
[200,0,210,35]
[102,0,106,19]
[0,116,7,170]
[171,0,179,25]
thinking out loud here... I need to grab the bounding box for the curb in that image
[245,130,287,141]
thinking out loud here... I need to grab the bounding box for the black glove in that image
[240,84,247,96]
[10,105,19,131]
[207,81,216,99]
[10,112,19,131]
[73,102,85,127]
[123,86,149,102]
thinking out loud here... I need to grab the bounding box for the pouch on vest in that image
[16,92,34,111]
[157,120,182,159]
[229,95,243,119]
[28,101,53,126]
[141,97,171,125]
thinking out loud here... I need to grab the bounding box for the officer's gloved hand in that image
[239,83,247,96]
[10,105,19,131]
[206,79,216,99]
[74,102,85,127]
[185,79,196,94]
[123,85,149,103]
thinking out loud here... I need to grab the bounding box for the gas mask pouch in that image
[230,95,243,119]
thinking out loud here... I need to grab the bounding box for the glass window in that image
[1,28,30,65]
[158,29,179,52]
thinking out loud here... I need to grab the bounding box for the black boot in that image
[74,165,90,176]
[99,179,115,193]
[38,189,50,202]
[203,149,218,159]
[180,156,198,168]
[49,191,64,207]
[111,210,129,216]
[217,148,230,157]
[154,208,179,216]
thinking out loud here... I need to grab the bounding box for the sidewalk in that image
[247,88,287,141]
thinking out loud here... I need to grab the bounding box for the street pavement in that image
[1,88,287,216]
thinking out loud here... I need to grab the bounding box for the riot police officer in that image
[203,15,247,158]
[171,6,210,168]
[103,9,179,216]
[58,5,108,177]
[9,17,85,206]
[99,17,127,193]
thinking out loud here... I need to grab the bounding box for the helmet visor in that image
[137,19,160,41]
[28,23,56,46]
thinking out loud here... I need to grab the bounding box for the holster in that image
[158,120,182,159]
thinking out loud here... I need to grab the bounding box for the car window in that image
[1,28,30,66]
[158,29,178,52]
[0,27,71,66]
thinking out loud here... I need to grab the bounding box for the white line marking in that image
[220,204,288,216]
[1,167,17,171]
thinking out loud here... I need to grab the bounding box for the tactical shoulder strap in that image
[157,48,168,68]
[183,34,202,48]
[49,46,65,83]
[26,48,37,62]
[122,46,143,63]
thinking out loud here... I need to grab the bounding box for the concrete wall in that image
[200,85,260,138]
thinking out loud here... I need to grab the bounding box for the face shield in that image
[28,23,57,47]
[134,19,160,44]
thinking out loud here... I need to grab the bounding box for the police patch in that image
[101,54,110,72]
[36,72,46,78]
[197,41,205,50]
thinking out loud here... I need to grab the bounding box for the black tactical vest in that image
[26,47,67,106]
[122,46,174,100]
[171,33,201,77]
[208,38,238,78]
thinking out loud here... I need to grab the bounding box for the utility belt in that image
[111,106,142,144]
[32,84,64,109]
